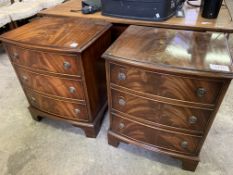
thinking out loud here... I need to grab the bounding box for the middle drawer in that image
[16,66,85,100]
[111,89,212,134]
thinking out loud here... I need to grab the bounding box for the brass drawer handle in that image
[13,52,19,60]
[196,87,207,98]
[118,98,126,106]
[69,87,76,94]
[63,61,71,70]
[22,75,28,82]
[189,116,197,124]
[118,72,126,81]
[74,108,80,115]
[181,141,188,149]
[119,122,125,129]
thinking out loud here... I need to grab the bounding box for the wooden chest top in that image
[103,25,233,78]
[0,17,112,53]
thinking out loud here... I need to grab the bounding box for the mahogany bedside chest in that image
[103,25,233,171]
[0,17,112,138]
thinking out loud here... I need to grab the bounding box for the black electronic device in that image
[81,0,101,14]
[202,0,223,19]
[101,0,185,21]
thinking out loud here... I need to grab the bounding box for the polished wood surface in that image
[105,25,233,78]
[26,89,89,122]
[39,0,233,32]
[1,17,112,53]
[5,44,82,76]
[111,88,212,134]
[111,114,202,155]
[16,66,85,100]
[0,17,112,138]
[104,26,233,171]
[109,63,224,105]
[81,29,111,118]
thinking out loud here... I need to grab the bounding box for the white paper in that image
[209,64,230,72]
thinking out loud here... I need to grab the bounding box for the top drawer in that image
[5,44,82,76]
[109,63,224,105]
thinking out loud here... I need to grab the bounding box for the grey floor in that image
[0,49,233,175]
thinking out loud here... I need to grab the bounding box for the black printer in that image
[101,0,185,21]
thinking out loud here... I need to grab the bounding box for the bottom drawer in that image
[111,114,202,155]
[26,90,89,122]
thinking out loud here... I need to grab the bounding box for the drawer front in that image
[6,44,82,76]
[110,63,223,105]
[111,115,201,155]
[26,90,89,121]
[111,89,211,133]
[16,67,85,100]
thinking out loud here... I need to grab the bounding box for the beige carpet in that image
[0,47,233,175]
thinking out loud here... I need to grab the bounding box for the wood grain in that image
[109,63,223,105]
[6,44,82,77]
[111,114,202,155]
[26,89,89,121]
[105,25,233,171]
[1,17,112,138]
[111,88,212,134]
[16,66,85,100]
[39,0,233,33]
[81,29,111,118]
[0,17,112,53]
[104,26,233,78]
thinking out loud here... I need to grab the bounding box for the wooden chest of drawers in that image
[0,17,112,138]
[103,25,233,171]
